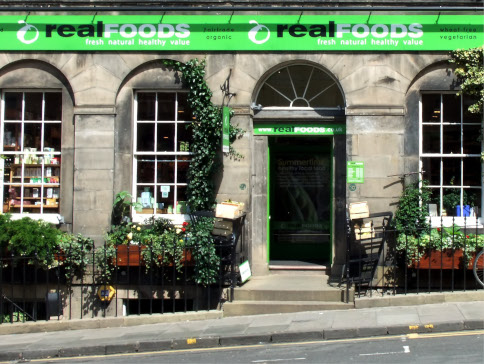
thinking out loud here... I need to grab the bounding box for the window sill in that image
[133,213,190,225]
[8,213,63,225]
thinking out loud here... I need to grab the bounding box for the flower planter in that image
[410,249,478,270]
[114,245,194,267]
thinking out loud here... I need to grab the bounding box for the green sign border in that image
[254,124,345,136]
[1,14,482,51]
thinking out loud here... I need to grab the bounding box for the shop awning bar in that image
[0,6,482,12]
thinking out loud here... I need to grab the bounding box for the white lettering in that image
[371,24,389,38]
[408,23,424,38]
[352,24,370,38]
[120,24,137,38]
[336,23,351,38]
[391,24,408,38]
[104,24,119,38]
[139,24,157,38]
[175,24,191,38]
[158,24,175,38]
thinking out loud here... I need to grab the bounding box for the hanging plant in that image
[163,58,243,211]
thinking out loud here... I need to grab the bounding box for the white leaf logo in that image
[248,20,270,45]
[17,20,39,45]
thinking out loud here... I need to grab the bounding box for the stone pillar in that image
[73,107,116,245]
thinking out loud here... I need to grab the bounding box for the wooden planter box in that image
[410,249,479,270]
[114,245,194,267]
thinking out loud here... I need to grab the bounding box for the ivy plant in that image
[163,59,244,211]
[449,46,483,114]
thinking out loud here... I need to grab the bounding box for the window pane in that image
[177,93,194,121]
[442,158,461,186]
[137,123,155,152]
[137,93,156,121]
[177,186,187,205]
[137,159,155,183]
[442,125,460,154]
[422,94,441,123]
[463,125,481,154]
[443,94,461,123]
[3,123,21,151]
[24,123,42,150]
[463,99,482,123]
[4,92,22,120]
[158,93,176,121]
[44,93,62,121]
[156,123,175,152]
[264,68,294,102]
[24,93,43,121]
[463,158,481,186]
[137,186,155,212]
[44,124,61,151]
[177,124,192,152]
[309,83,343,108]
[156,157,175,183]
[422,157,440,185]
[428,188,442,216]
[257,84,289,107]
[177,156,191,183]
[422,125,440,153]
[156,188,173,212]
[466,189,481,209]
[443,188,461,216]
[2,156,13,183]
[288,65,313,99]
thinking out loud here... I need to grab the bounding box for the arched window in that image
[255,64,344,109]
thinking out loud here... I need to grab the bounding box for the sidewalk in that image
[0,299,483,362]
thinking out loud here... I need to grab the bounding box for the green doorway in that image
[268,137,332,264]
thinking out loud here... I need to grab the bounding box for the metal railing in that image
[0,236,239,323]
[343,216,484,301]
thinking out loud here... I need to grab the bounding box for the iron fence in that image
[0,237,238,324]
[344,215,484,301]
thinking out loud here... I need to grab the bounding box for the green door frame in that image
[267,136,334,263]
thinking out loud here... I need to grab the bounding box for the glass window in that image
[1,91,62,215]
[421,93,482,218]
[134,92,193,216]
[256,64,344,109]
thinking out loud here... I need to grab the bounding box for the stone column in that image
[72,106,116,245]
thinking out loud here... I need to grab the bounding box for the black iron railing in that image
[0,234,240,323]
[343,216,484,301]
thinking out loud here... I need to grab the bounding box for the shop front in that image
[0,8,482,282]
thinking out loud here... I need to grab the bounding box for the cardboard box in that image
[354,221,375,240]
[215,204,240,219]
[349,201,370,220]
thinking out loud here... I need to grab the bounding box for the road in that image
[26,330,484,364]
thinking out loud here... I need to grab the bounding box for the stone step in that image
[233,288,345,302]
[223,300,354,317]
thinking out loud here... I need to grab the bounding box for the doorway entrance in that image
[268,137,332,264]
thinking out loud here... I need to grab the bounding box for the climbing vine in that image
[449,46,483,114]
[163,59,226,211]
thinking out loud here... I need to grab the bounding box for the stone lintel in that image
[74,105,116,115]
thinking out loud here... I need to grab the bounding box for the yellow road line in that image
[4,330,482,364]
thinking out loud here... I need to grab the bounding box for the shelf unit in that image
[6,163,61,213]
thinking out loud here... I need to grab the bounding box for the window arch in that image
[255,64,344,109]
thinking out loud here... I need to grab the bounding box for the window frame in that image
[0,90,62,224]
[132,90,193,223]
[419,91,483,225]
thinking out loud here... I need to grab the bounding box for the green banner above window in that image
[254,124,345,135]
[1,15,482,51]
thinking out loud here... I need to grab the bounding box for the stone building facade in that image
[0,1,482,280]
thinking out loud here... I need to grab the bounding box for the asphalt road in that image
[25,330,484,364]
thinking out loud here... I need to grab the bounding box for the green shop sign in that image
[254,124,345,136]
[1,14,482,51]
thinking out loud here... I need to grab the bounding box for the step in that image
[233,288,345,302]
[223,300,354,317]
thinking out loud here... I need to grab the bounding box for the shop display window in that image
[134,92,193,216]
[1,91,62,215]
[421,93,483,218]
